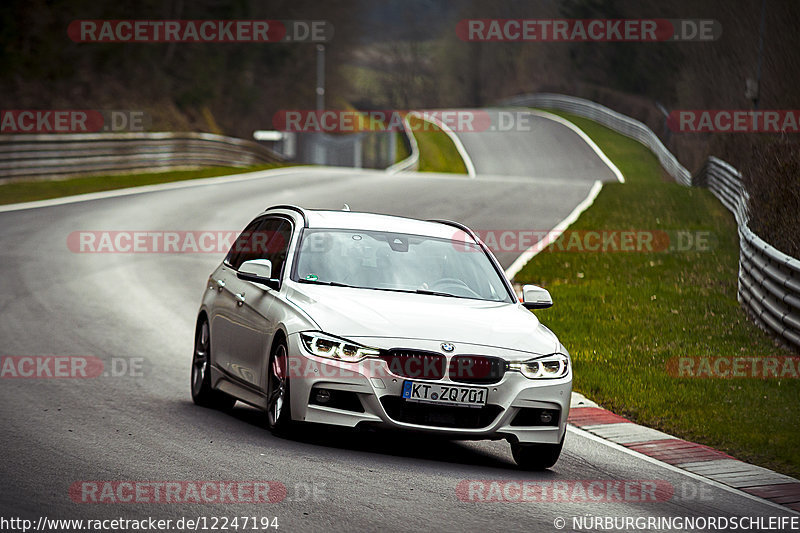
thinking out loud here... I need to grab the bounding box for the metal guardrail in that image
[503,93,692,186]
[504,93,800,350]
[0,132,284,179]
[700,157,800,350]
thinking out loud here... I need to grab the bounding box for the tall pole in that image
[754,0,766,110]
[316,44,326,112]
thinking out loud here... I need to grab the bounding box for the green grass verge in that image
[517,109,800,477]
[408,116,467,174]
[0,163,290,206]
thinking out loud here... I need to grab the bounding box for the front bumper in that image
[287,333,571,445]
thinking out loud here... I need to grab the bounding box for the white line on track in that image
[568,426,800,516]
[504,179,603,280]
[0,166,332,213]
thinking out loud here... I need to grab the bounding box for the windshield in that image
[291,228,512,303]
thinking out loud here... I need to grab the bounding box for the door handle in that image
[235,292,246,305]
[215,279,226,292]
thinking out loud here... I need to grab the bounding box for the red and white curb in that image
[569,393,800,511]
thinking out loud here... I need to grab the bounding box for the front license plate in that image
[402,381,488,407]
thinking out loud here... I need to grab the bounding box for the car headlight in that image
[508,354,569,379]
[300,332,380,362]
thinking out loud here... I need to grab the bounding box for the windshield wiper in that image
[414,289,464,299]
[296,279,357,288]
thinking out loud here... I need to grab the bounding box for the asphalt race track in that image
[0,112,794,531]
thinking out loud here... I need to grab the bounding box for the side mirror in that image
[522,284,553,309]
[237,259,279,290]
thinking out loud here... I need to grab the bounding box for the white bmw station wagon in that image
[192,205,572,469]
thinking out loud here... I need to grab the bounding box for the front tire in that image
[191,318,236,410]
[266,341,293,433]
[511,433,565,470]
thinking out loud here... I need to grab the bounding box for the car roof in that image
[266,206,478,243]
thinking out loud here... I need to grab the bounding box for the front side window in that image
[260,219,292,279]
[291,229,512,302]
[226,218,292,278]
[225,218,263,270]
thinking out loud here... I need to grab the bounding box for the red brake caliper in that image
[272,352,287,380]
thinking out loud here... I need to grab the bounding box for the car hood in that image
[286,284,560,355]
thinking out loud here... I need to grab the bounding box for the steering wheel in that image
[428,278,482,299]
